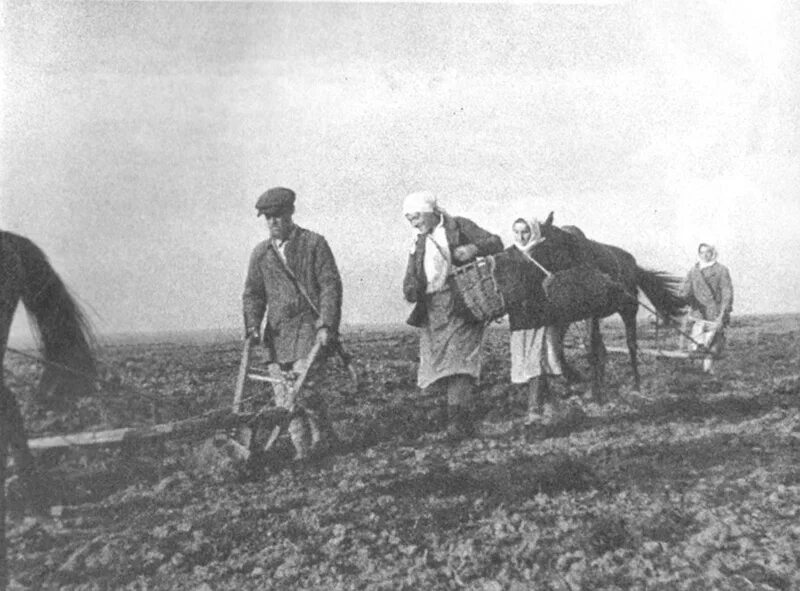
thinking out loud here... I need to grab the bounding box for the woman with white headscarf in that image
[402,191,503,439]
[681,243,734,375]
[505,217,564,424]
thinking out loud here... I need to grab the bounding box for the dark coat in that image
[402,214,503,327]
[494,232,618,330]
[680,262,733,325]
[243,225,342,363]
[497,246,549,331]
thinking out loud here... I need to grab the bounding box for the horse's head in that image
[528,212,587,272]
[536,212,588,243]
[540,211,556,235]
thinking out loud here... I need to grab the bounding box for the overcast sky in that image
[2,0,799,340]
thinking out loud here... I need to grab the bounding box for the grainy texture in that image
[5,314,800,590]
[542,265,621,324]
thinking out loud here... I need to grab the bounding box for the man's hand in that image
[452,244,478,263]
[315,327,331,347]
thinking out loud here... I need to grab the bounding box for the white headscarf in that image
[512,217,545,258]
[403,191,437,216]
[697,243,719,269]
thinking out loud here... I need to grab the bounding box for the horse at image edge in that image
[0,230,97,586]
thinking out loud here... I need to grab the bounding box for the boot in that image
[308,406,339,458]
[445,376,477,440]
[524,376,546,425]
[540,375,563,423]
[446,404,477,440]
[288,416,310,461]
[561,361,584,386]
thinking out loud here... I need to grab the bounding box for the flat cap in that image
[256,187,296,217]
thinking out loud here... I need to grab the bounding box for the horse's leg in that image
[621,309,640,391]
[588,317,607,403]
[0,386,47,514]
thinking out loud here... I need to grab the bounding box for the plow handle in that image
[232,336,254,413]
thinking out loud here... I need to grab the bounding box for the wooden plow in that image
[25,337,323,455]
[612,316,722,360]
[567,316,722,361]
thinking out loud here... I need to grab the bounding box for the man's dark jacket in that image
[243,225,342,363]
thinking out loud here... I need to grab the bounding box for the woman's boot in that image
[446,375,477,440]
[524,376,546,425]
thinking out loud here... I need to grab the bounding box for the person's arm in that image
[453,217,503,261]
[313,236,343,337]
[403,236,426,302]
[717,266,734,324]
[242,246,267,338]
[679,268,694,301]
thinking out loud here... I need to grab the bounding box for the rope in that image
[514,247,554,279]
[6,346,97,380]
[618,286,703,348]
[4,345,273,434]
[550,272,704,351]
[531,241,699,349]
[6,346,165,406]
[521,241,701,348]
[589,277,705,349]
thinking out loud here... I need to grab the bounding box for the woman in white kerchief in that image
[505,218,564,424]
[681,243,734,375]
[402,191,503,439]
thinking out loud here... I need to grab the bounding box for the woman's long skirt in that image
[509,325,563,384]
[417,288,484,389]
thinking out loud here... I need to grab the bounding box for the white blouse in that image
[424,219,451,294]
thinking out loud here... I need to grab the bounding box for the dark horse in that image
[494,213,686,401]
[0,231,96,585]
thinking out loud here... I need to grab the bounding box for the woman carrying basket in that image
[402,191,503,439]
[505,218,565,425]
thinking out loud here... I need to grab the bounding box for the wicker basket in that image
[449,256,506,322]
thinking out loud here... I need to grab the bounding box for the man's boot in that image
[288,416,310,461]
[308,403,339,458]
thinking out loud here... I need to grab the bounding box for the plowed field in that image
[6,315,800,590]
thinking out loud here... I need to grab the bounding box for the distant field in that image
[8,323,416,348]
[4,313,800,589]
[8,313,799,349]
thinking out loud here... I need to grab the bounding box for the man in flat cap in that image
[243,187,343,460]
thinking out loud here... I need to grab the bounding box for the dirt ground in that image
[5,314,800,590]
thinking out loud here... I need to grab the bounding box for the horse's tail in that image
[11,233,97,400]
[635,266,687,322]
